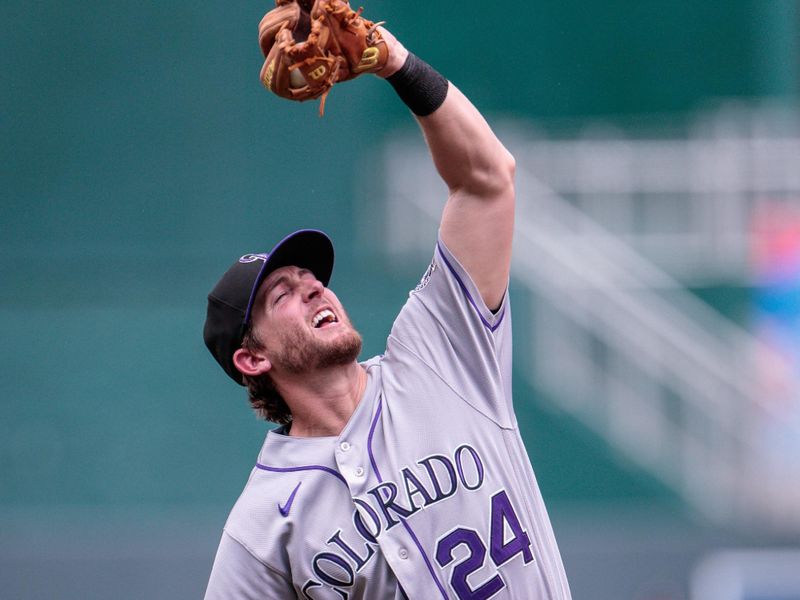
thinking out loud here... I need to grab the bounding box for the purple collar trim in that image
[255,462,347,486]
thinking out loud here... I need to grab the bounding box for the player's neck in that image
[277,361,367,437]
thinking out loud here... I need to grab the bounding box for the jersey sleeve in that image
[386,235,514,427]
[204,530,294,600]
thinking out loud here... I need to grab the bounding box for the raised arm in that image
[379,31,515,311]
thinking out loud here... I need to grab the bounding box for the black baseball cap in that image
[203,229,334,385]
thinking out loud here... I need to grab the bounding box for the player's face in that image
[250,265,362,373]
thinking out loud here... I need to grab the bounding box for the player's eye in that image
[273,290,288,306]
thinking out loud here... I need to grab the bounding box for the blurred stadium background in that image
[2,1,799,598]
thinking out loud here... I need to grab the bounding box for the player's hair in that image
[240,326,293,425]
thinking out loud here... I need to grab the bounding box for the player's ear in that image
[233,347,272,378]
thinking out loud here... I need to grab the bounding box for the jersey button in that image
[354,467,364,477]
[398,548,409,560]
[339,441,351,452]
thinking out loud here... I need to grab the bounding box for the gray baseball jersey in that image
[205,237,571,599]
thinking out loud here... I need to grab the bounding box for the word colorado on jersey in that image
[303,443,487,595]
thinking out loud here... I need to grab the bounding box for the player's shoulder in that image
[224,463,289,525]
[223,465,306,560]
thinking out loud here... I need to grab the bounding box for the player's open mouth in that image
[312,308,338,328]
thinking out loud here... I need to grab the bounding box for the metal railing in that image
[501,104,800,283]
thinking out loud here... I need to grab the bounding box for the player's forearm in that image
[378,30,515,199]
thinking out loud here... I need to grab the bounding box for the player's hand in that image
[374,27,408,79]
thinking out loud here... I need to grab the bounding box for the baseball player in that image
[202,2,571,598]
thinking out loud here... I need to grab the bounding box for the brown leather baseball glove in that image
[258,0,389,115]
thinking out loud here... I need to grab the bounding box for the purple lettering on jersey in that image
[312,551,355,588]
[454,445,485,491]
[352,498,382,542]
[436,528,505,600]
[256,462,347,486]
[367,482,418,529]
[327,529,375,572]
[417,454,458,503]
[489,490,534,566]
[436,243,506,333]
[301,579,323,599]
[400,466,436,508]
[301,501,383,596]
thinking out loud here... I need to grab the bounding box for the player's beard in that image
[268,319,362,374]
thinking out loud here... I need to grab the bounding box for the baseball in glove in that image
[258,0,389,115]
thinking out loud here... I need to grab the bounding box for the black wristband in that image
[386,53,448,117]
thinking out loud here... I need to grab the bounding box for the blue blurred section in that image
[754,205,800,358]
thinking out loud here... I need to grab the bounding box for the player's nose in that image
[300,278,324,302]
